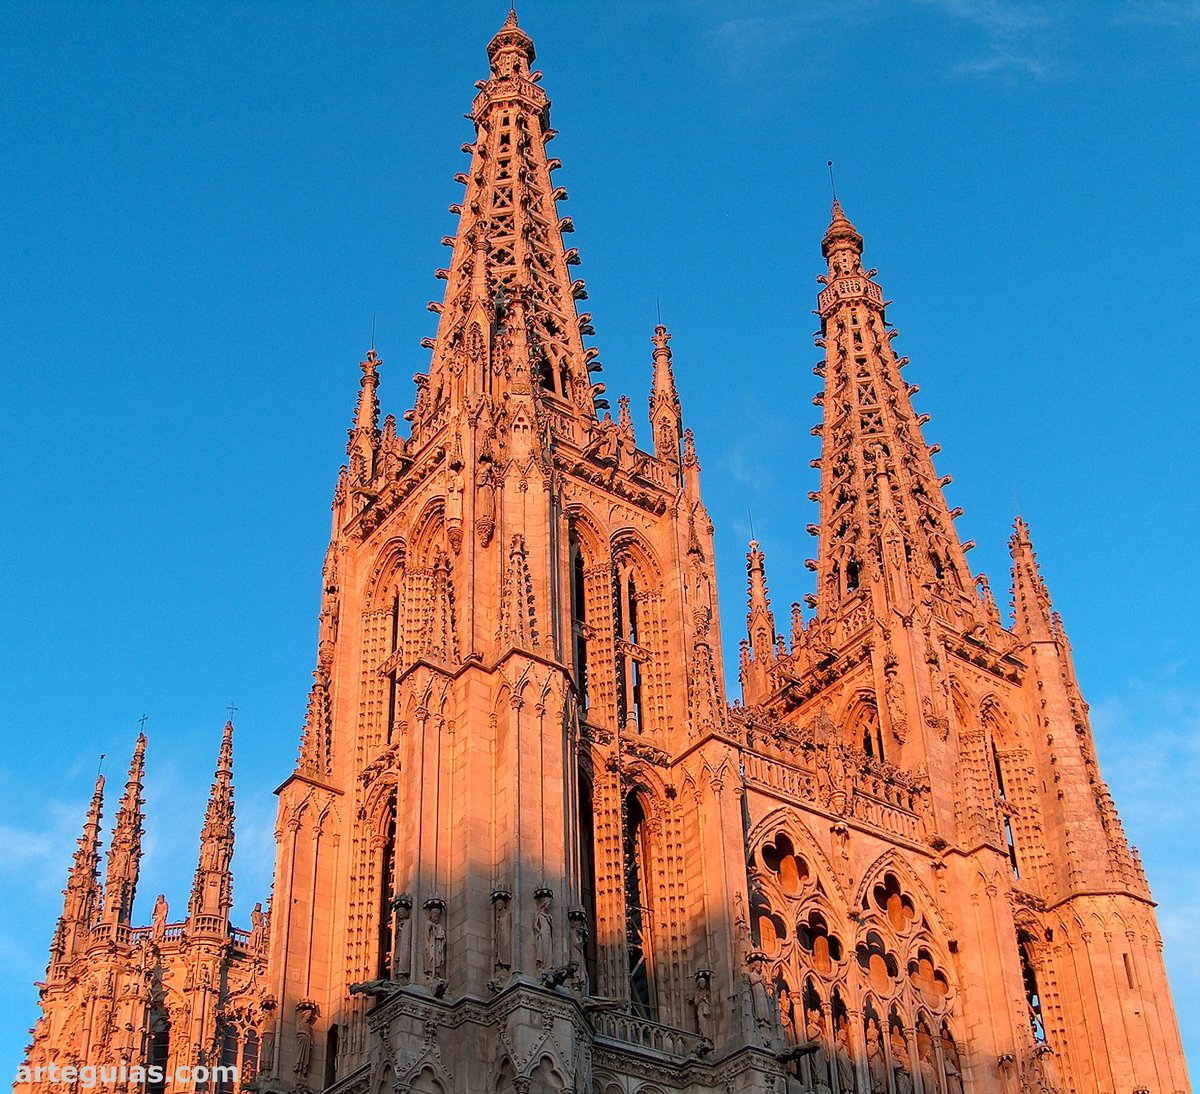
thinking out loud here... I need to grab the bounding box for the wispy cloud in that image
[706,0,1065,82]
[707,1,880,81]
[1090,678,1200,1059]
[915,0,1061,78]
[1115,0,1200,27]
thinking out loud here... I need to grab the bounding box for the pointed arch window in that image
[146,1010,170,1094]
[854,702,886,762]
[570,538,589,713]
[614,566,645,732]
[992,740,1020,878]
[623,792,656,1017]
[577,770,599,992]
[216,1026,238,1094]
[1018,929,1047,1043]
[378,807,397,978]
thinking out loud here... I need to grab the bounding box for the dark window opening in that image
[324,1024,339,1091]
[578,772,599,993]
[216,1027,238,1094]
[378,812,396,978]
[147,1014,170,1094]
[624,793,656,1018]
[571,544,589,712]
[1019,934,1047,1043]
[846,557,861,593]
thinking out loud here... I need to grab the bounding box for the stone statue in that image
[834,1018,855,1092]
[778,986,796,1042]
[866,1019,887,1094]
[293,1002,318,1078]
[806,1007,831,1092]
[690,970,714,1044]
[424,900,446,992]
[392,895,412,981]
[533,889,553,970]
[250,902,266,951]
[492,890,513,975]
[568,910,589,996]
[917,1035,938,1094]
[891,1027,913,1094]
[746,953,773,1033]
[151,894,168,939]
[943,1035,964,1094]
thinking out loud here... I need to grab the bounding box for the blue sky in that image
[1,0,1196,1081]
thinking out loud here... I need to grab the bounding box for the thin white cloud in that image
[1115,0,1200,26]
[706,0,1066,82]
[915,0,1062,78]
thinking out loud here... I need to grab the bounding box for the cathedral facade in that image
[17,13,1190,1094]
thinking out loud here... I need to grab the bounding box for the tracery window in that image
[570,538,589,712]
[614,567,645,731]
[623,792,656,1017]
[751,828,962,1094]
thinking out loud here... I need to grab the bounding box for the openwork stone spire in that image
[101,734,145,927]
[348,347,382,484]
[52,771,105,967]
[810,202,975,621]
[1008,515,1055,642]
[189,720,236,927]
[412,9,598,435]
[648,324,682,464]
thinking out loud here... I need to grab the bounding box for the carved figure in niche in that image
[445,466,465,552]
[778,986,797,1042]
[250,901,267,951]
[891,1027,913,1094]
[806,1007,832,1092]
[258,996,278,1077]
[491,890,513,977]
[917,1034,938,1094]
[689,970,714,1044]
[151,894,168,940]
[746,952,774,1034]
[568,909,588,995]
[942,1032,963,1094]
[865,1019,887,1094]
[885,670,908,744]
[475,463,496,547]
[826,742,848,812]
[391,895,412,981]
[834,1017,855,1092]
[423,899,446,994]
[293,1002,318,1077]
[533,889,553,970]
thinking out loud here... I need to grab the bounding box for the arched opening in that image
[1018,927,1047,1043]
[324,1024,339,1091]
[577,770,599,993]
[614,565,645,732]
[570,537,589,713]
[377,804,397,978]
[146,1010,170,1094]
[623,792,656,1017]
[992,740,1020,878]
[851,700,885,762]
[216,1026,238,1094]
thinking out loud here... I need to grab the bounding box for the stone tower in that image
[16,13,1190,1094]
[259,11,770,1093]
[17,723,270,1094]
[253,14,1189,1094]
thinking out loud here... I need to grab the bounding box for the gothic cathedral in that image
[17,13,1190,1094]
